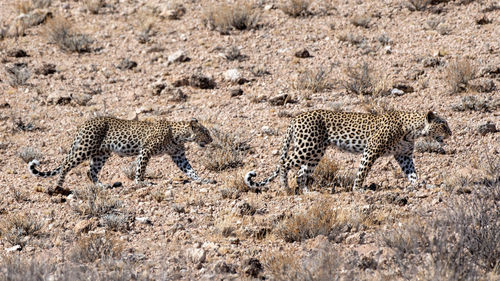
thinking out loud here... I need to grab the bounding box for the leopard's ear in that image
[190,118,198,126]
[426,111,436,122]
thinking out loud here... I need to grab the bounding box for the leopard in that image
[29,116,216,194]
[245,109,452,194]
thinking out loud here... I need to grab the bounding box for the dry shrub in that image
[72,185,123,218]
[122,160,136,180]
[276,200,364,243]
[45,16,92,53]
[101,213,131,232]
[311,157,356,192]
[164,1,186,20]
[264,246,343,281]
[70,234,123,263]
[84,0,105,14]
[202,127,249,172]
[136,17,155,44]
[223,170,250,193]
[0,256,54,281]
[445,58,477,93]
[293,67,334,93]
[280,0,311,17]
[311,157,339,189]
[18,146,42,163]
[381,183,500,280]
[343,63,387,96]
[407,0,430,11]
[0,213,43,247]
[5,64,31,87]
[203,2,260,33]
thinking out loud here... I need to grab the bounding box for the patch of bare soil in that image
[1,0,499,280]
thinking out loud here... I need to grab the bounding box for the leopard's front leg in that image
[170,151,216,184]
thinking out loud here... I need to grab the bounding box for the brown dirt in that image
[0,0,499,279]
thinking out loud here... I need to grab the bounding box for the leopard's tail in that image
[244,124,294,189]
[28,159,62,178]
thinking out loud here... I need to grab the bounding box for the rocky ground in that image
[0,0,499,280]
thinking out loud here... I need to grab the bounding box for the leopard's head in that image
[185,119,213,148]
[422,112,452,142]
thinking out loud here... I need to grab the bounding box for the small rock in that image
[112,182,122,188]
[294,48,311,58]
[261,126,273,135]
[187,248,206,263]
[5,245,22,252]
[136,217,153,225]
[117,58,137,70]
[47,91,72,105]
[271,150,279,155]
[268,93,297,106]
[242,258,263,278]
[71,93,92,106]
[189,74,216,89]
[415,191,428,198]
[229,88,243,97]
[263,4,274,10]
[7,49,28,57]
[477,122,497,136]
[476,15,491,25]
[168,50,190,64]
[151,82,167,96]
[224,69,247,84]
[200,188,208,193]
[390,88,405,96]
[392,83,414,93]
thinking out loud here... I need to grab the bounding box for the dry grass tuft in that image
[311,157,339,190]
[18,147,42,163]
[280,0,311,17]
[72,185,123,218]
[0,213,43,247]
[292,67,334,93]
[276,200,364,242]
[202,127,249,172]
[45,16,92,53]
[70,234,123,263]
[445,58,477,93]
[223,170,250,193]
[101,213,132,232]
[203,2,260,33]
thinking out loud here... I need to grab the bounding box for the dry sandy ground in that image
[0,0,499,280]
